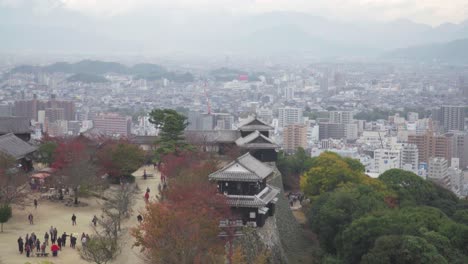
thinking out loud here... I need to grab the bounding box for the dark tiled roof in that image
[0,117,31,134]
[209,152,273,182]
[235,130,278,149]
[209,171,262,182]
[226,185,280,208]
[185,130,240,143]
[238,116,273,131]
[0,133,37,159]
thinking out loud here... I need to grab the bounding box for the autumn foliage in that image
[132,151,231,264]
[96,139,145,178]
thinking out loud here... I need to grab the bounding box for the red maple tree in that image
[133,151,232,263]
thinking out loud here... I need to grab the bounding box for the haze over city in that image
[0,1,467,264]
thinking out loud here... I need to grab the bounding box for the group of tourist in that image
[17,220,93,258]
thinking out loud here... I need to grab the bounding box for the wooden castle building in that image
[209,152,280,227]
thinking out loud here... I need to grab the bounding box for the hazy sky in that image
[1,0,468,26]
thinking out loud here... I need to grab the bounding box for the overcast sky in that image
[1,0,468,26]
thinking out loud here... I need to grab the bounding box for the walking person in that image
[81,235,87,247]
[35,238,41,252]
[44,232,49,246]
[17,237,24,254]
[28,236,34,251]
[144,191,149,203]
[57,237,62,250]
[51,244,59,257]
[41,242,46,255]
[71,213,77,225]
[61,232,68,247]
[70,235,76,248]
[33,198,38,209]
[28,213,33,224]
[25,243,31,257]
[137,214,143,223]
[51,233,56,244]
[92,215,98,226]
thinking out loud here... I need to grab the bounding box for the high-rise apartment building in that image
[437,106,465,132]
[283,124,307,152]
[278,107,303,128]
[93,113,132,137]
[408,133,452,165]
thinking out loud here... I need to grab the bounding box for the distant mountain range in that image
[385,38,468,63]
[1,6,468,58]
[66,73,109,83]
[9,60,194,82]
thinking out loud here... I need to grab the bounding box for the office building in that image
[214,113,234,130]
[320,74,328,92]
[447,131,468,169]
[318,122,345,140]
[278,107,303,128]
[284,86,295,100]
[283,124,308,153]
[345,123,358,141]
[93,113,132,137]
[45,108,65,124]
[187,111,214,130]
[329,111,354,124]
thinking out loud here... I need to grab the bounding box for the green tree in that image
[149,109,190,161]
[36,141,58,166]
[309,184,388,253]
[339,207,451,263]
[0,205,12,232]
[97,140,145,178]
[453,209,468,225]
[300,152,361,197]
[361,235,448,264]
[277,148,315,190]
[379,169,435,206]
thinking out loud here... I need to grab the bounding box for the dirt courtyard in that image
[0,165,160,264]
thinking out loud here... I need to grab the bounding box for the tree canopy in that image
[148,109,191,161]
[97,139,145,178]
[297,152,468,264]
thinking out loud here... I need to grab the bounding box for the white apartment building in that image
[400,144,419,174]
[278,107,303,128]
[428,158,450,188]
[373,149,401,175]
